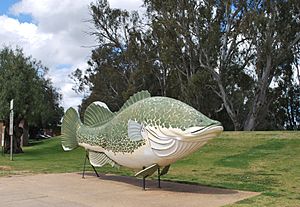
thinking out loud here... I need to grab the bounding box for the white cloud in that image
[0,0,143,110]
[0,15,52,49]
[109,0,143,11]
[8,0,96,67]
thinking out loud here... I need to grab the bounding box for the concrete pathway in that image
[0,173,259,207]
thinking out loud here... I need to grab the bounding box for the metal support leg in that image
[158,167,161,188]
[91,164,100,177]
[82,153,88,179]
[82,151,100,178]
[143,176,146,190]
[142,166,146,190]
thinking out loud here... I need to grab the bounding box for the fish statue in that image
[61,91,223,187]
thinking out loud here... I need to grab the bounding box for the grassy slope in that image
[0,131,299,206]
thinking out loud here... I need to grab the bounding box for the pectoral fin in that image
[128,120,144,141]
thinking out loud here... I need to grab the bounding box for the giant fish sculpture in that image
[61,91,223,188]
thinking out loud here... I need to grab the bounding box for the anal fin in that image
[88,151,119,168]
[135,164,159,177]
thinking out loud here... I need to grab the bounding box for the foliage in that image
[72,0,300,130]
[1,131,300,206]
[0,47,64,151]
[0,47,64,127]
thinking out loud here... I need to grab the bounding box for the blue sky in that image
[0,0,18,13]
[0,0,97,109]
[0,0,32,22]
[0,0,142,110]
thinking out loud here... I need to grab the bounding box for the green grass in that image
[0,138,134,176]
[0,131,300,206]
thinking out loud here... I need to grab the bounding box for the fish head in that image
[145,118,223,143]
[176,123,224,141]
[140,97,223,142]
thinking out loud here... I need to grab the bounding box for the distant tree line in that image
[0,47,64,153]
[72,0,300,130]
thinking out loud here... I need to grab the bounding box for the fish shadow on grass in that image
[80,172,240,194]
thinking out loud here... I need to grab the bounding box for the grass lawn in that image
[0,131,299,206]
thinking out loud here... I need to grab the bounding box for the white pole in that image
[9,99,14,161]
[1,126,4,156]
[1,126,4,147]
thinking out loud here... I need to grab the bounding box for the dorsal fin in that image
[84,101,114,126]
[118,90,151,113]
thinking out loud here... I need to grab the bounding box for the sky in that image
[0,0,143,110]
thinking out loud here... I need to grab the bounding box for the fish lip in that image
[173,124,223,142]
[190,123,222,134]
[144,124,223,143]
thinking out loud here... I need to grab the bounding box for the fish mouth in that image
[145,123,223,142]
[190,123,223,134]
[181,124,223,142]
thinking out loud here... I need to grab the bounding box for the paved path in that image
[0,173,259,207]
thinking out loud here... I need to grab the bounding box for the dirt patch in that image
[0,166,13,170]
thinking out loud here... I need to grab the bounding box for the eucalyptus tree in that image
[72,0,163,114]
[74,0,299,130]
[143,0,300,130]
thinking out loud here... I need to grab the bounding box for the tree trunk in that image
[211,69,242,130]
[4,121,24,154]
[243,54,273,130]
[19,119,29,146]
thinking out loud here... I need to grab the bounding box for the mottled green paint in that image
[77,96,219,153]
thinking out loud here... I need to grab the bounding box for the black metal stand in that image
[142,166,146,190]
[141,166,163,190]
[158,167,161,188]
[82,152,87,178]
[143,176,146,190]
[82,151,100,178]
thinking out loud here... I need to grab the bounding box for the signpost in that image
[1,123,4,156]
[9,99,14,161]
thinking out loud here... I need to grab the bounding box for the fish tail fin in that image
[61,108,82,151]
